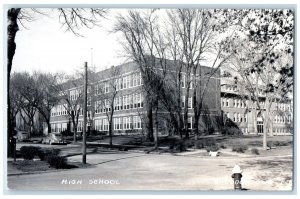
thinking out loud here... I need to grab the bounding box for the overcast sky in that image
[12,9,127,74]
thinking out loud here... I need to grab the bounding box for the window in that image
[233,113,237,122]
[87,86,91,93]
[95,119,102,131]
[181,96,185,108]
[123,76,127,89]
[77,121,83,132]
[128,75,132,88]
[138,72,142,85]
[103,119,109,131]
[222,98,225,107]
[189,75,193,89]
[233,99,236,107]
[137,93,142,108]
[105,99,111,112]
[181,74,185,88]
[226,99,229,107]
[87,97,91,106]
[188,97,193,109]
[188,117,193,129]
[120,77,123,89]
[62,123,67,132]
[104,82,109,93]
[244,114,247,122]
[133,73,137,87]
[133,116,142,129]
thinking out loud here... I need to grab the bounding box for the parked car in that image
[16,131,30,142]
[42,133,66,145]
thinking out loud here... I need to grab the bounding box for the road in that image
[7,150,293,191]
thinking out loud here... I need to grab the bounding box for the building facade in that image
[49,60,221,136]
[220,77,293,135]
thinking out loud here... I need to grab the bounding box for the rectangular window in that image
[188,117,193,129]
[138,72,142,85]
[104,82,109,93]
[188,97,193,109]
[62,123,67,131]
[226,99,229,107]
[77,121,83,132]
[132,73,137,87]
[103,119,109,131]
[95,119,102,131]
[181,74,185,88]
[181,96,185,108]
[123,76,127,89]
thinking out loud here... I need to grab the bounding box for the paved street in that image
[7,150,293,191]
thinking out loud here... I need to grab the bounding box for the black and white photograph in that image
[4,2,295,194]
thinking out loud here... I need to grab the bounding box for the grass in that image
[10,160,54,172]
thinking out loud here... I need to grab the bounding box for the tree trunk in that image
[154,107,159,149]
[7,8,20,157]
[194,114,200,149]
[109,117,113,147]
[146,98,154,142]
[47,121,51,134]
[73,120,77,142]
[253,101,258,135]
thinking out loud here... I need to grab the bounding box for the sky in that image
[12,9,127,74]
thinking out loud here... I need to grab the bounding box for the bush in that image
[195,138,218,150]
[232,144,248,153]
[218,143,227,149]
[169,141,187,152]
[20,146,41,160]
[206,145,219,152]
[221,126,242,136]
[251,148,260,155]
[195,140,204,149]
[37,148,61,161]
[61,130,72,137]
[46,155,67,169]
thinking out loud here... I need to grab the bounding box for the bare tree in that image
[33,72,61,134]
[11,72,40,136]
[114,10,168,142]
[166,9,235,140]
[7,7,107,156]
[93,67,120,147]
[55,74,84,142]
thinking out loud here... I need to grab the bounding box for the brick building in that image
[49,60,221,135]
[220,77,293,135]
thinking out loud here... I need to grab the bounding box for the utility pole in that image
[82,62,88,164]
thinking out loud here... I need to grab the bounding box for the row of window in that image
[241,128,248,134]
[226,112,247,123]
[51,122,68,133]
[276,103,291,111]
[95,93,144,114]
[181,96,193,109]
[274,115,291,124]
[70,89,81,101]
[180,75,194,89]
[115,72,142,91]
[273,128,290,134]
[94,115,142,131]
[113,116,142,130]
[51,104,68,116]
[222,98,247,108]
